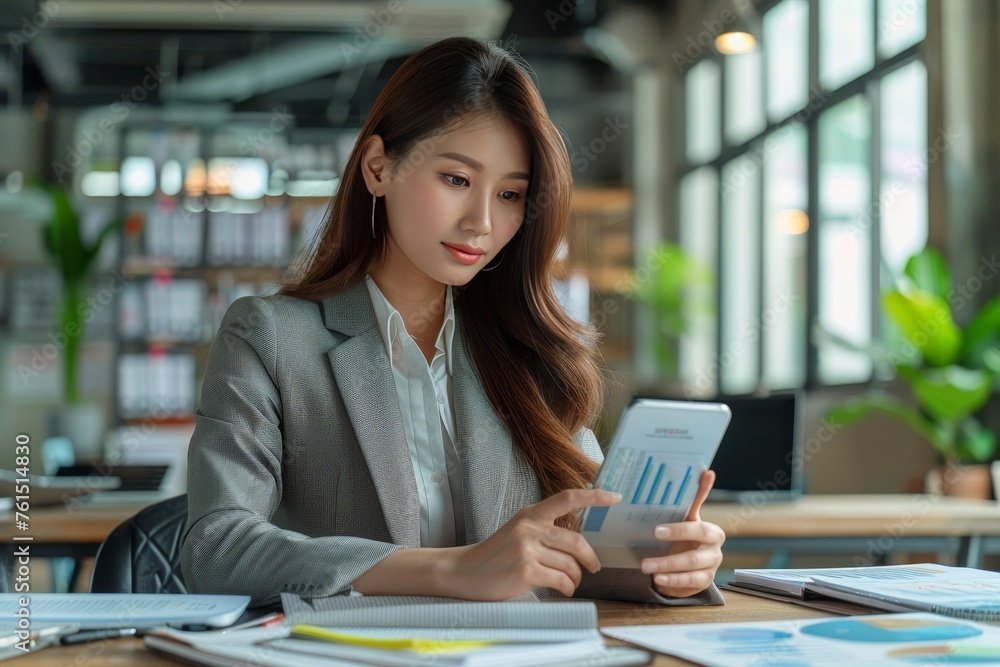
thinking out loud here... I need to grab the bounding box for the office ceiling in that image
[1,0,674,128]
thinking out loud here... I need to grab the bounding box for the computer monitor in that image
[631,391,804,501]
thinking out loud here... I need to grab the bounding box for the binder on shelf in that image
[207,208,291,267]
[119,282,145,340]
[142,278,207,342]
[10,267,62,334]
[144,203,205,266]
[230,211,245,265]
[117,354,142,418]
[174,207,205,266]
[117,353,196,420]
[260,205,290,265]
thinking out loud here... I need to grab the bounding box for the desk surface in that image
[0,503,141,545]
[24,590,830,666]
[700,493,1000,537]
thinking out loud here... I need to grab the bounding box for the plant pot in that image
[924,463,993,499]
[53,402,106,463]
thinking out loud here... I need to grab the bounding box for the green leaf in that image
[61,282,85,405]
[33,180,118,403]
[982,345,1000,375]
[652,336,677,376]
[39,181,87,284]
[41,223,55,256]
[907,365,994,422]
[960,292,1000,368]
[903,246,952,301]
[956,418,997,463]
[882,289,961,366]
[825,392,949,457]
[880,315,923,368]
[81,219,119,272]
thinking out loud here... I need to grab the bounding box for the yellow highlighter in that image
[290,624,500,653]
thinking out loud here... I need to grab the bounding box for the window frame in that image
[677,0,928,392]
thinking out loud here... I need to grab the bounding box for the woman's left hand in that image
[640,469,725,598]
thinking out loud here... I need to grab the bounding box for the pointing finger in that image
[525,488,622,523]
[685,469,715,522]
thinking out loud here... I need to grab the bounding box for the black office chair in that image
[90,494,189,594]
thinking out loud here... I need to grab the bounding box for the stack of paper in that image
[144,595,652,667]
[729,563,1000,621]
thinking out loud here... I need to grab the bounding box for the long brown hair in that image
[279,36,605,527]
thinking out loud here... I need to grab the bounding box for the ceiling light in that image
[714,1,761,55]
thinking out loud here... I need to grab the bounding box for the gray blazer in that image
[180,278,725,608]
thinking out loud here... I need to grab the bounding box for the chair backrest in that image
[90,494,189,594]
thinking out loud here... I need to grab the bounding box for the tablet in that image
[579,398,731,569]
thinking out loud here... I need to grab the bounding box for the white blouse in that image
[363,273,466,547]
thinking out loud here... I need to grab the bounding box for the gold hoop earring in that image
[371,193,377,239]
[481,250,504,272]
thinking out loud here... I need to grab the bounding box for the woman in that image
[180,36,725,608]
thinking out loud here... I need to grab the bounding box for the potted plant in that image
[625,241,714,380]
[37,178,118,462]
[824,247,1000,497]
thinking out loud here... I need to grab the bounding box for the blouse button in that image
[437,394,445,404]
[431,472,444,484]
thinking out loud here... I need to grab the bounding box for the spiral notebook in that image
[730,563,1000,622]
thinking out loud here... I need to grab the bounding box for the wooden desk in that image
[0,503,142,545]
[700,493,1000,567]
[23,590,830,666]
[0,503,144,591]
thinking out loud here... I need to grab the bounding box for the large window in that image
[679,0,927,392]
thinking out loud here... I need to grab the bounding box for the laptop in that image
[58,424,192,505]
[632,391,804,502]
[0,469,122,508]
[54,464,175,505]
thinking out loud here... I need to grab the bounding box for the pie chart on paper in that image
[799,618,982,643]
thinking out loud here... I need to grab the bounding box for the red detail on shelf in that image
[124,213,144,237]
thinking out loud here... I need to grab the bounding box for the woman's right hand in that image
[447,488,622,600]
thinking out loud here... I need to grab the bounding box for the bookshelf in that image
[565,186,635,445]
[567,186,634,365]
[103,118,339,438]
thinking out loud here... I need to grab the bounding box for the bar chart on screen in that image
[627,454,695,507]
[585,447,705,534]
[608,447,701,504]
